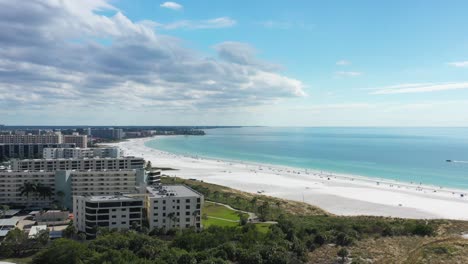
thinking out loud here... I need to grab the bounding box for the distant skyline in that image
[1,0,468,126]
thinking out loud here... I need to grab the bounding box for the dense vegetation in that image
[2,177,467,264]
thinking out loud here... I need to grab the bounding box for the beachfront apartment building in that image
[91,128,124,140]
[0,169,146,208]
[72,184,203,236]
[146,185,203,230]
[73,194,145,237]
[63,134,88,148]
[0,143,76,160]
[10,157,144,171]
[0,133,63,144]
[43,147,122,159]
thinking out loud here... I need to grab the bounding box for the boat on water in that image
[446,160,452,162]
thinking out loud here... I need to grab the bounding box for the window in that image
[186,199,190,203]
[186,205,190,209]
[121,221,126,224]
[185,218,190,222]
[185,212,190,216]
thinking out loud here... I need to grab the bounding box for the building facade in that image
[91,128,124,140]
[146,185,203,230]
[0,133,63,144]
[63,134,88,148]
[0,143,76,161]
[0,169,145,208]
[43,147,121,159]
[73,195,145,237]
[10,157,144,171]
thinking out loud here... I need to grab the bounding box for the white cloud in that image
[160,2,182,10]
[335,71,362,77]
[447,61,468,68]
[336,60,351,66]
[160,17,236,30]
[370,82,468,94]
[0,0,305,113]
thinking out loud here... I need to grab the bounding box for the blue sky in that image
[1,0,468,126]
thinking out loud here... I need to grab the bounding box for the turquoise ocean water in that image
[145,127,468,189]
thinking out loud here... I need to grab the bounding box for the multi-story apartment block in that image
[43,147,121,159]
[91,128,124,140]
[73,194,144,237]
[146,185,203,230]
[10,157,144,171]
[0,133,63,144]
[63,134,88,148]
[0,143,76,161]
[0,169,146,209]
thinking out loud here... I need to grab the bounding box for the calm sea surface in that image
[145,127,468,189]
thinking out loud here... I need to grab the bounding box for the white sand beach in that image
[108,137,468,220]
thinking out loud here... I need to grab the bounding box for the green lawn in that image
[202,202,274,233]
[203,202,245,221]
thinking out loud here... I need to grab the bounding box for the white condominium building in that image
[0,169,145,208]
[146,185,203,230]
[10,157,144,171]
[63,134,88,148]
[0,133,63,144]
[43,147,122,159]
[73,194,144,237]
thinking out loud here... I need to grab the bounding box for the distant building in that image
[0,133,63,144]
[28,225,48,238]
[74,194,145,237]
[63,134,87,148]
[43,147,121,159]
[0,143,76,160]
[91,128,124,140]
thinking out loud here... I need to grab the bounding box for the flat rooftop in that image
[86,194,143,202]
[0,217,19,228]
[147,184,202,198]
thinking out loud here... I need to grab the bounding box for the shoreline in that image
[108,136,468,220]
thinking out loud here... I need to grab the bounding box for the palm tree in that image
[19,182,37,207]
[36,183,53,200]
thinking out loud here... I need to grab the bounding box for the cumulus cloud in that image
[447,61,468,67]
[160,2,183,10]
[0,0,305,112]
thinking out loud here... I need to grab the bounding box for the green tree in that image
[19,181,37,207]
[1,228,30,257]
[62,222,77,239]
[1,204,9,218]
[337,247,349,264]
[33,239,94,264]
[36,183,53,200]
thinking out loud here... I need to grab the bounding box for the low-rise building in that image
[73,194,145,237]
